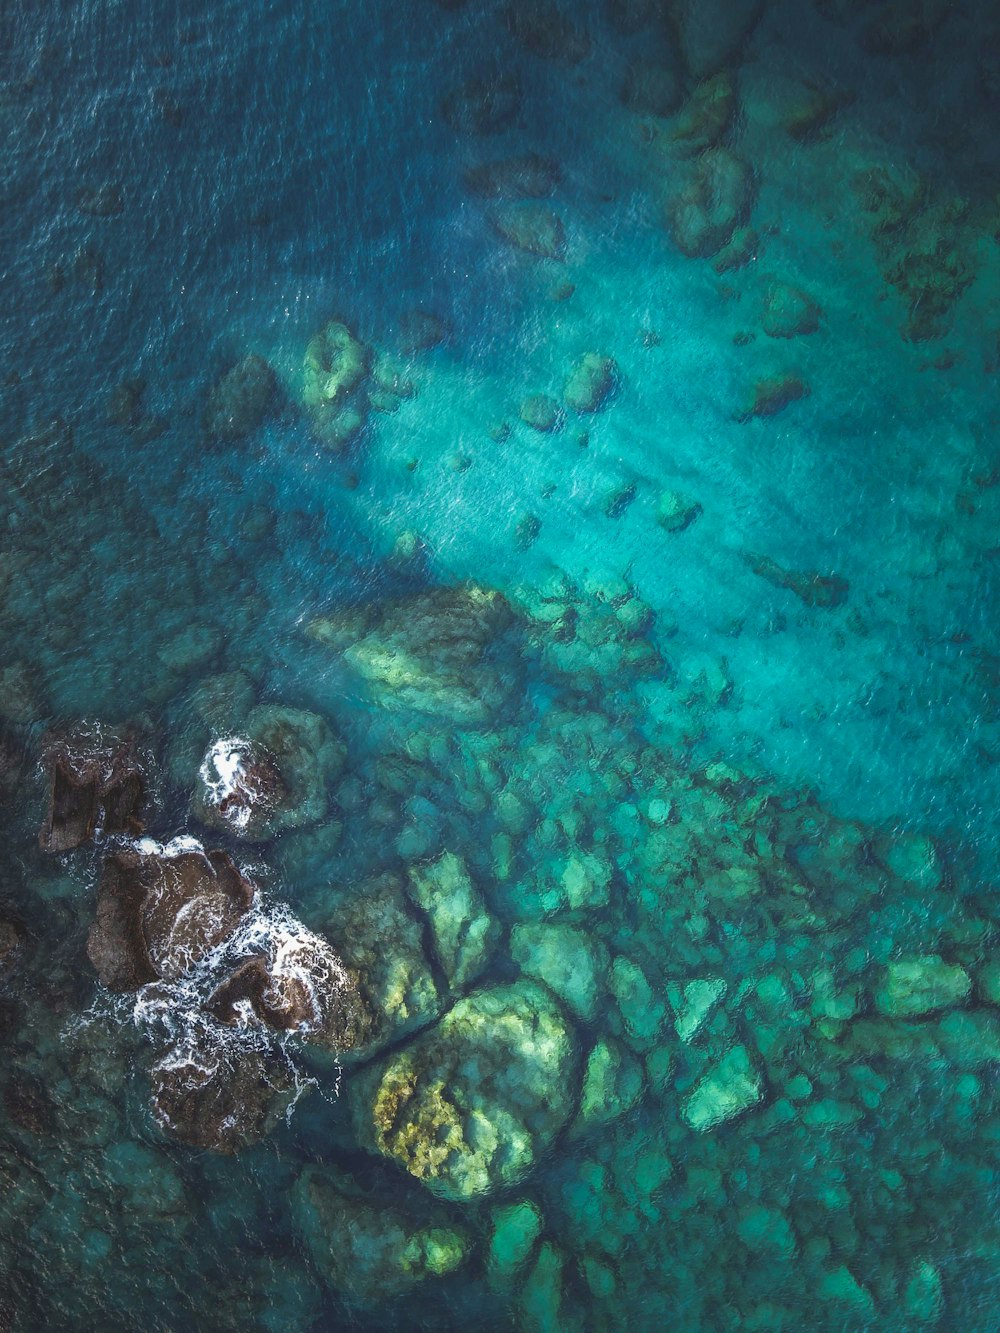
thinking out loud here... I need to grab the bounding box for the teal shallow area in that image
[2,0,1000,1328]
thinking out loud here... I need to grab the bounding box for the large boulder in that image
[351,980,580,1200]
[307,584,522,725]
[316,875,443,1062]
[874,957,971,1017]
[292,1165,471,1304]
[207,923,366,1055]
[87,843,254,991]
[149,1039,295,1154]
[406,852,500,990]
[192,705,345,841]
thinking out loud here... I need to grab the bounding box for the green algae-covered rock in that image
[681,1043,763,1131]
[610,956,668,1047]
[903,1260,944,1324]
[406,851,500,989]
[882,833,943,889]
[291,1165,470,1304]
[674,0,762,79]
[736,1203,797,1258]
[672,977,727,1044]
[669,147,754,259]
[520,1242,566,1332]
[816,1265,875,1321]
[308,584,520,725]
[571,1037,644,1135]
[563,353,617,413]
[874,956,971,1017]
[319,874,442,1062]
[510,921,608,1022]
[302,319,370,448]
[204,353,277,440]
[351,979,579,1200]
[486,1199,543,1281]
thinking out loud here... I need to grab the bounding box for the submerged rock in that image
[398,309,449,353]
[87,844,254,990]
[442,72,521,135]
[406,852,500,990]
[737,372,810,421]
[503,1,591,64]
[519,393,563,432]
[307,584,521,725]
[681,1043,763,1130]
[510,922,608,1022]
[563,353,617,413]
[674,0,763,78]
[292,1165,470,1303]
[491,203,566,259]
[76,183,123,217]
[351,979,579,1200]
[762,281,822,338]
[571,1037,645,1135]
[745,553,849,608]
[669,148,755,259]
[669,72,737,155]
[874,956,971,1017]
[656,489,702,532]
[860,0,948,56]
[39,729,145,854]
[192,706,345,841]
[317,874,443,1061]
[622,57,683,117]
[464,152,560,199]
[302,319,371,449]
[204,353,277,440]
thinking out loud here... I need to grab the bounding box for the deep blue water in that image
[2,0,1000,1328]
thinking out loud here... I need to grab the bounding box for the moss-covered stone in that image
[351,980,579,1200]
[407,851,500,989]
[291,1165,470,1304]
[874,956,971,1017]
[510,922,607,1021]
[681,1043,763,1131]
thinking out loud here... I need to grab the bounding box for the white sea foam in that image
[79,834,348,1128]
[198,736,255,831]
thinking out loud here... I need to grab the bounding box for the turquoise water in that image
[3,0,1000,1327]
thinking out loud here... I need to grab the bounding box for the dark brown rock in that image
[149,1043,295,1154]
[39,730,145,854]
[87,846,255,991]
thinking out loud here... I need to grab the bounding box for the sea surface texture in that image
[2,0,1000,1328]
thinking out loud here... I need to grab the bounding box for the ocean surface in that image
[2,0,1000,1327]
